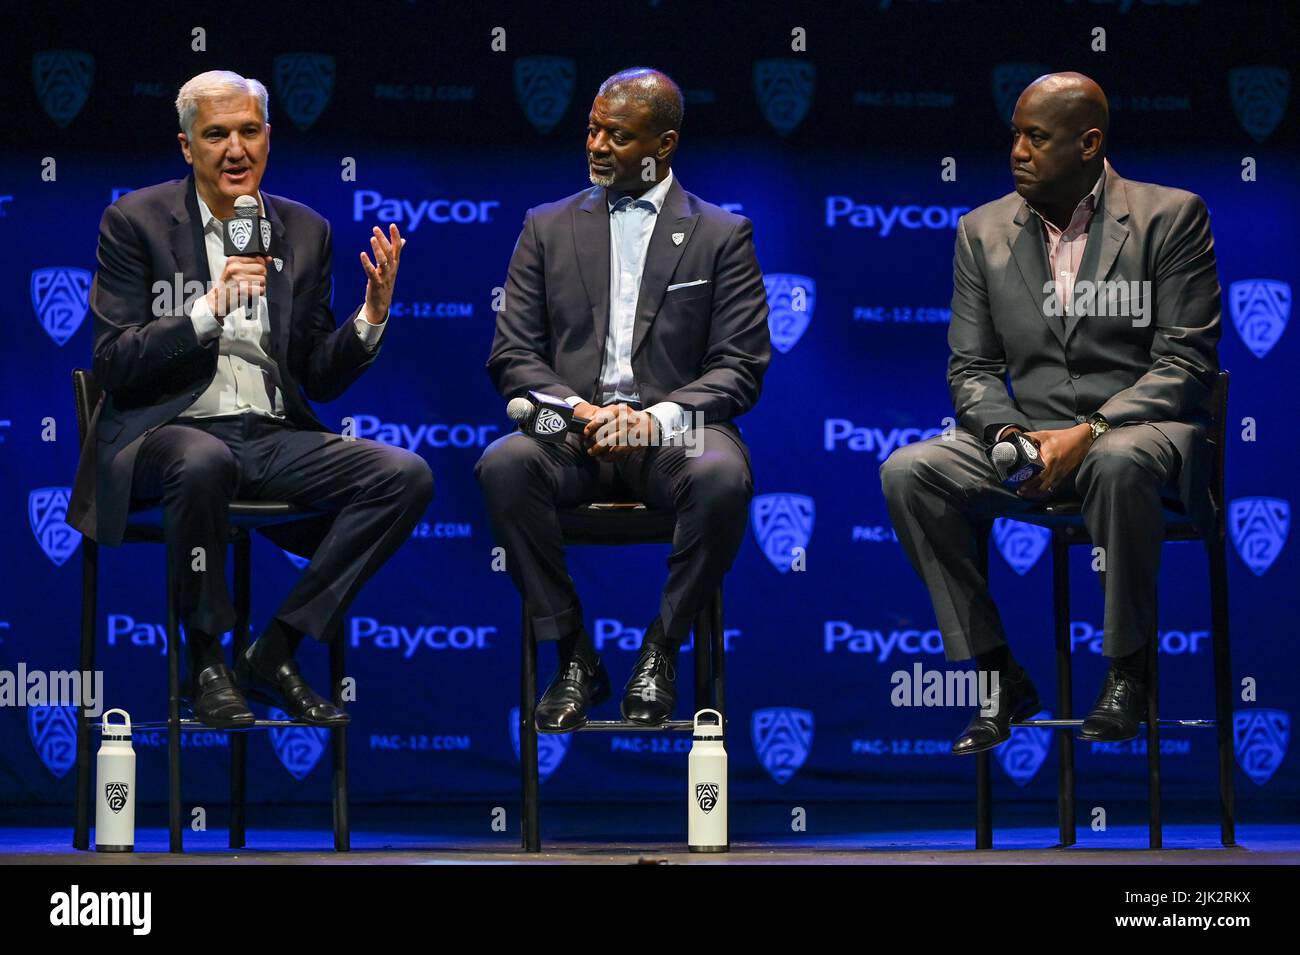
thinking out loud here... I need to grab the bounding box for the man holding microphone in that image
[69,70,433,728]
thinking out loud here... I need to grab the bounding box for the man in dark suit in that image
[476,68,770,731]
[68,71,433,728]
[880,72,1220,751]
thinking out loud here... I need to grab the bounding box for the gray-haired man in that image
[69,70,433,727]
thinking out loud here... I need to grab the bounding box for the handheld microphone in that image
[507,391,590,443]
[222,194,273,257]
[989,431,1044,487]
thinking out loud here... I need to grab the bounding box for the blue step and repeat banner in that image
[1,0,1296,820]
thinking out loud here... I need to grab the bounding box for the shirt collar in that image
[1028,158,1110,237]
[606,168,675,212]
[196,189,266,232]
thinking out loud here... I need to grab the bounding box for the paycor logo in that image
[353,191,499,230]
[349,617,495,656]
[824,621,945,661]
[345,415,499,450]
[825,198,969,235]
[824,421,946,459]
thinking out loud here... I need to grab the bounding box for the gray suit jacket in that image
[947,167,1221,530]
[69,175,378,547]
[486,176,771,431]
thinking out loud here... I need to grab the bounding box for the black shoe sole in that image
[1077,724,1142,742]
[238,682,351,727]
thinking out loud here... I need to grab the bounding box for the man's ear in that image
[658,129,678,163]
[177,132,193,166]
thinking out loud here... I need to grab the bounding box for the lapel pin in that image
[672,232,685,246]
[273,257,284,272]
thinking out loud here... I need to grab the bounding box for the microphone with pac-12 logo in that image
[988,430,1045,488]
[507,391,591,443]
[223,194,273,257]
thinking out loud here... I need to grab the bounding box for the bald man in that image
[880,72,1220,752]
[477,68,769,732]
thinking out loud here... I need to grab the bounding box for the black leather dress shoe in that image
[535,656,610,733]
[185,663,255,729]
[235,649,350,727]
[621,641,678,726]
[1079,666,1146,742]
[951,668,1040,755]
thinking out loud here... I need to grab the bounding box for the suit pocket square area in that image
[667,279,710,292]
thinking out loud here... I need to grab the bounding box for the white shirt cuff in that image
[644,401,690,439]
[189,294,223,343]
[563,396,583,408]
[994,425,1020,442]
[354,310,388,350]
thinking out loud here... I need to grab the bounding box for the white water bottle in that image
[688,708,728,853]
[95,708,136,852]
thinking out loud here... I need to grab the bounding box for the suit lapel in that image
[1063,173,1130,343]
[262,192,293,355]
[170,175,211,290]
[574,187,611,364]
[1008,202,1063,348]
[632,177,698,357]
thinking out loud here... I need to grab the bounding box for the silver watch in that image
[1088,413,1111,441]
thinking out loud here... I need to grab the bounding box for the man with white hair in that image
[69,70,433,728]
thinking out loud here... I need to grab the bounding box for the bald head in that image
[1009,72,1109,225]
[597,67,684,135]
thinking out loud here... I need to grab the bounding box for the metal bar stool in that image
[519,502,726,852]
[70,369,351,853]
[974,371,1233,850]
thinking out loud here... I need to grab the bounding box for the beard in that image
[588,165,616,187]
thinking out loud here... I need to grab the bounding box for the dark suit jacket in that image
[947,167,1221,530]
[486,176,770,433]
[69,175,379,547]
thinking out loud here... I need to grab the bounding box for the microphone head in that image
[506,397,535,423]
[989,440,1018,478]
[233,195,259,218]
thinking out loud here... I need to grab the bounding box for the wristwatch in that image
[1088,413,1111,441]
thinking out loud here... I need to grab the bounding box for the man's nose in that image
[1010,135,1030,163]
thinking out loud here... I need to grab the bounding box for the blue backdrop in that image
[2,0,1296,824]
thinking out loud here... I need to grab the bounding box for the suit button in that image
[1070,372,1080,379]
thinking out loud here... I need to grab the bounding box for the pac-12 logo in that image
[694,782,720,813]
[1229,66,1290,143]
[1229,497,1289,575]
[105,782,129,814]
[992,518,1050,576]
[30,487,81,567]
[29,705,78,779]
[1233,709,1289,785]
[751,493,814,573]
[509,707,570,782]
[751,707,813,784]
[268,708,328,779]
[31,267,91,346]
[753,59,814,136]
[991,62,1049,121]
[273,53,335,130]
[763,274,815,354]
[33,49,94,128]
[1229,280,1289,358]
[995,710,1052,786]
[228,218,253,252]
[514,55,575,135]
[534,408,566,436]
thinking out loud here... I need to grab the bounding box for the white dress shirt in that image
[563,169,689,439]
[182,192,386,419]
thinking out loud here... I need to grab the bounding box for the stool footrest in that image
[573,720,696,732]
[1015,718,1215,729]
[100,718,332,732]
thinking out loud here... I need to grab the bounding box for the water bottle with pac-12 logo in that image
[95,708,135,852]
[688,708,728,853]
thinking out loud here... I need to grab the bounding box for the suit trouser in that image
[474,425,753,645]
[130,413,434,643]
[879,424,1180,661]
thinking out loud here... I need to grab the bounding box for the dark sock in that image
[1112,645,1148,677]
[975,645,1020,677]
[251,617,305,674]
[186,629,225,675]
[557,628,597,669]
[643,617,680,654]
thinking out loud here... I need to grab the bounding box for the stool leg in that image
[520,606,540,852]
[1146,635,1162,849]
[74,539,98,850]
[329,618,350,852]
[976,751,992,849]
[166,557,183,853]
[1208,531,1235,846]
[1052,534,1076,847]
[229,536,250,850]
[692,605,710,716]
[711,586,725,718]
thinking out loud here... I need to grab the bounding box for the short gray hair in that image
[175,70,269,137]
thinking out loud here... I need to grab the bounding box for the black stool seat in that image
[558,502,677,544]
